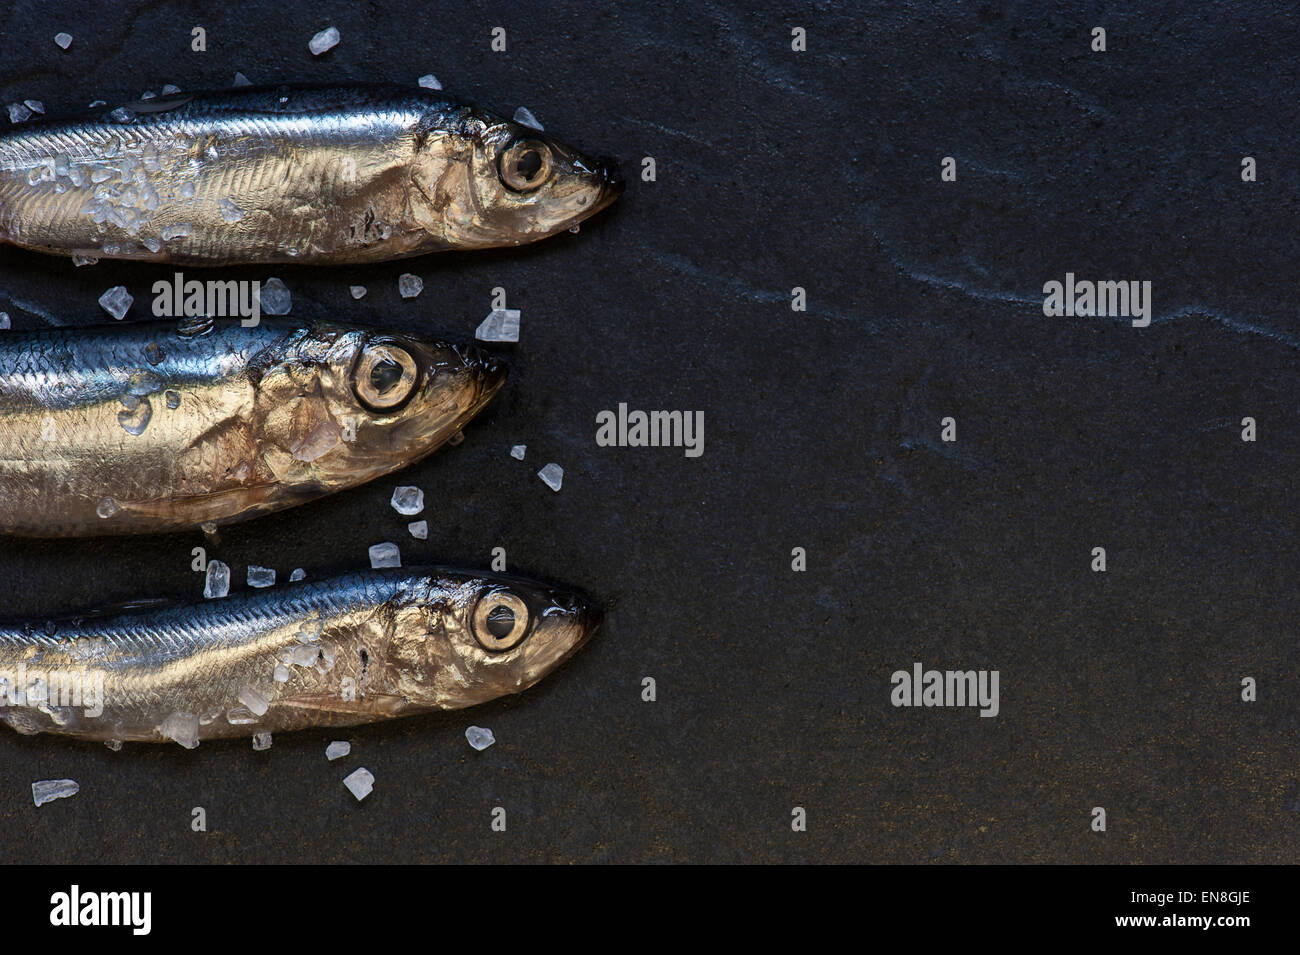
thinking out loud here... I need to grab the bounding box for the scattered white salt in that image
[24,100,45,115]
[247,565,276,588]
[343,767,374,801]
[418,74,442,90]
[87,99,106,108]
[98,285,133,320]
[290,644,319,667]
[398,273,423,299]
[204,560,231,598]
[104,739,123,752]
[289,568,307,582]
[390,486,424,516]
[513,106,543,131]
[233,72,253,87]
[7,103,31,124]
[252,732,272,751]
[476,308,520,343]
[139,90,156,101]
[465,726,496,750]
[538,463,563,492]
[160,223,190,240]
[369,542,401,569]
[326,740,351,761]
[108,107,132,123]
[309,26,340,56]
[0,313,9,330]
[350,285,367,299]
[54,32,73,50]
[237,687,269,717]
[218,197,245,223]
[510,444,526,460]
[259,277,291,315]
[161,84,181,95]
[273,664,290,682]
[72,253,99,267]
[32,779,79,807]
[408,520,428,540]
[159,712,199,749]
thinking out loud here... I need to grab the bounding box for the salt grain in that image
[465,725,496,751]
[476,308,520,343]
[326,740,351,760]
[538,463,563,492]
[398,273,423,299]
[369,542,401,569]
[204,560,231,599]
[343,767,374,800]
[247,565,276,588]
[418,74,442,90]
[32,779,79,807]
[510,444,526,460]
[309,26,340,56]
[237,687,269,717]
[350,285,367,299]
[252,732,272,751]
[159,712,199,749]
[408,520,428,540]
[259,277,291,315]
[390,485,424,516]
[54,33,73,50]
[98,285,133,320]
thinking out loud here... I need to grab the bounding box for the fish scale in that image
[0,568,599,745]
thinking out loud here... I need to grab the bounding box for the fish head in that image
[386,571,601,709]
[254,323,506,488]
[414,108,623,248]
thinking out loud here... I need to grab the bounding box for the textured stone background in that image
[0,1,1295,863]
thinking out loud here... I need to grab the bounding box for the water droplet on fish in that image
[145,342,164,364]
[96,497,120,519]
[117,395,152,435]
[165,390,180,409]
[569,224,581,234]
[218,197,244,222]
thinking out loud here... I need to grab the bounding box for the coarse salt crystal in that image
[343,767,374,800]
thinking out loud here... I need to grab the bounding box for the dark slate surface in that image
[0,1,1295,863]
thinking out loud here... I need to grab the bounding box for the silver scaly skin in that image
[0,568,600,744]
[0,318,505,536]
[0,85,623,265]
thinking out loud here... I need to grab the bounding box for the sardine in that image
[0,318,504,536]
[0,85,623,265]
[0,567,599,744]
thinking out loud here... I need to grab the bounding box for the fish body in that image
[0,568,599,743]
[0,85,622,265]
[0,318,504,536]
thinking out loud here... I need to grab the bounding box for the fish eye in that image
[353,342,419,411]
[472,589,531,651]
[499,139,552,192]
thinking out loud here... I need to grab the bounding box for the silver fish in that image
[0,318,504,536]
[0,85,623,265]
[0,568,599,744]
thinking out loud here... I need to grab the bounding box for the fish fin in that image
[273,693,411,719]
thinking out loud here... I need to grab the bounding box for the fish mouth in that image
[593,156,624,212]
[474,350,507,400]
